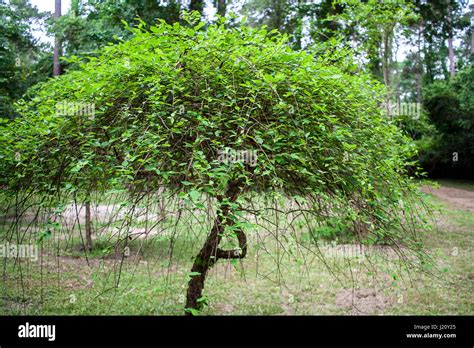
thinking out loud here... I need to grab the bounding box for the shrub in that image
[0,13,427,314]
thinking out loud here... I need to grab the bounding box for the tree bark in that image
[189,0,204,16]
[471,5,474,56]
[471,15,474,55]
[416,20,423,105]
[382,27,393,117]
[382,30,390,88]
[185,179,247,315]
[448,37,455,77]
[471,27,474,56]
[53,0,62,77]
[447,5,455,78]
[217,0,226,17]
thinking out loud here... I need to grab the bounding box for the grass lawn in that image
[1,180,473,315]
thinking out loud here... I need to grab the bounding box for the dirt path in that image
[421,185,474,213]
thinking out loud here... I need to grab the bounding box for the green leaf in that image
[189,190,200,202]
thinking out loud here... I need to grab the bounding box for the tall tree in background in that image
[399,52,423,103]
[333,0,416,84]
[242,0,320,49]
[215,0,226,17]
[0,0,48,119]
[471,5,474,55]
[53,0,61,76]
[189,0,204,17]
[312,0,344,42]
[457,3,473,68]
[48,0,183,60]
[415,0,468,83]
[447,3,456,77]
[242,0,287,33]
[399,0,470,103]
[414,2,424,104]
[327,0,416,117]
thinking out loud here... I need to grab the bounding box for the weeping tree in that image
[0,12,427,315]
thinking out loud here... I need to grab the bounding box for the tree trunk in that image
[189,0,204,16]
[185,179,247,315]
[471,18,474,55]
[382,30,390,88]
[85,200,92,251]
[447,5,455,78]
[416,21,423,105]
[53,0,62,77]
[471,5,474,56]
[448,37,455,77]
[471,29,474,56]
[382,28,393,117]
[217,0,226,17]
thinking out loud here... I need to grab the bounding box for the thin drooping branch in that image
[85,200,92,251]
